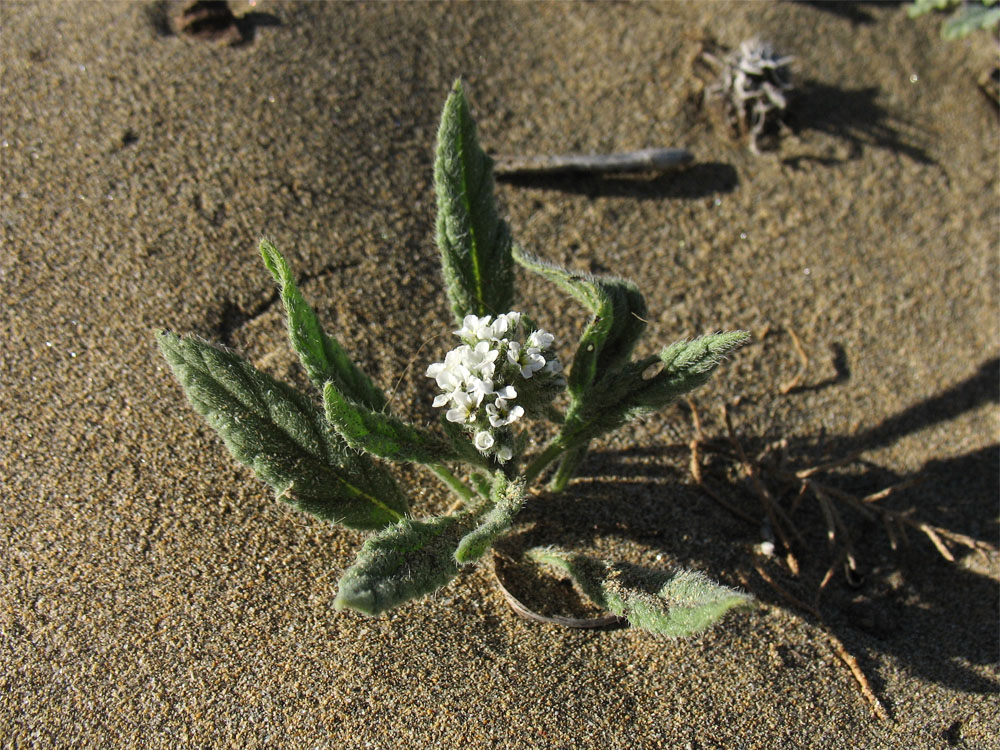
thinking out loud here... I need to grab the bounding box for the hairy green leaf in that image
[455,475,526,564]
[434,79,514,321]
[260,238,388,411]
[554,331,750,455]
[529,548,752,637]
[157,331,406,529]
[513,244,648,398]
[942,2,1000,38]
[335,515,471,615]
[628,332,751,412]
[323,381,454,464]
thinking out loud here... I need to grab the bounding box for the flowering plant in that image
[156,81,751,636]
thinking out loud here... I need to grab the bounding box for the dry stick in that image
[861,479,919,503]
[723,405,803,574]
[493,147,694,176]
[916,523,955,562]
[797,472,998,561]
[687,399,758,525]
[779,324,810,394]
[796,452,864,479]
[827,634,891,722]
[753,564,889,722]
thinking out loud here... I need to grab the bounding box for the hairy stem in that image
[470,472,493,498]
[523,440,567,485]
[428,464,476,505]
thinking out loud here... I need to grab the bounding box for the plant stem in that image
[523,440,566,485]
[470,472,493,498]
[428,464,475,505]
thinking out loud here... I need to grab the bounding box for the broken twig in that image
[494,147,694,176]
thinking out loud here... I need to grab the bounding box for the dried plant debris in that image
[170,1,243,45]
[703,38,795,153]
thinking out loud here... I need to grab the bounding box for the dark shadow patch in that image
[496,162,738,200]
[784,342,851,395]
[504,358,998,695]
[792,0,903,25]
[208,260,361,346]
[784,81,935,166]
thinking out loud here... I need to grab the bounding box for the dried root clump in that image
[704,38,794,153]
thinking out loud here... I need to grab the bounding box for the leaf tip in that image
[258,236,286,282]
[333,588,377,615]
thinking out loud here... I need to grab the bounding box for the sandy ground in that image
[2,1,997,747]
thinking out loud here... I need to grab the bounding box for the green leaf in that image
[942,2,1000,37]
[455,475,526,564]
[259,238,388,411]
[908,0,955,17]
[529,548,753,637]
[323,380,454,464]
[434,79,515,321]
[157,331,407,530]
[556,331,750,453]
[335,514,470,615]
[627,332,751,412]
[513,244,648,398]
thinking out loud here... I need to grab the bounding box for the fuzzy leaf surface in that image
[260,238,388,411]
[434,80,514,321]
[557,331,751,451]
[455,475,526,564]
[335,515,471,615]
[323,381,454,464]
[157,331,406,529]
[530,548,752,637]
[513,244,648,398]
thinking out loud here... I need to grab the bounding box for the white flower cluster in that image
[426,311,562,462]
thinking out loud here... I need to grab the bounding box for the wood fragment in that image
[796,452,863,479]
[917,523,955,562]
[754,563,820,619]
[755,564,889,722]
[724,405,804,558]
[779,324,810,394]
[862,479,918,504]
[827,632,890,721]
[494,147,694,176]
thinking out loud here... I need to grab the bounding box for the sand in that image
[1,1,997,747]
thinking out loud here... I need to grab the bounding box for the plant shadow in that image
[495,162,738,200]
[784,81,935,167]
[505,357,999,698]
[792,1,905,26]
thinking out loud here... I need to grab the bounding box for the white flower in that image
[520,349,546,378]
[496,445,513,462]
[455,314,494,341]
[507,340,546,378]
[506,340,521,365]
[426,348,471,394]
[486,398,525,428]
[467,376,494,406]
[430,310,562,420]
[526,329,554,350]
[474,430,495,452]
[495,385,517,400]
[445,391,477,424]
[464,340,499,379]
[490,312,521,340]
